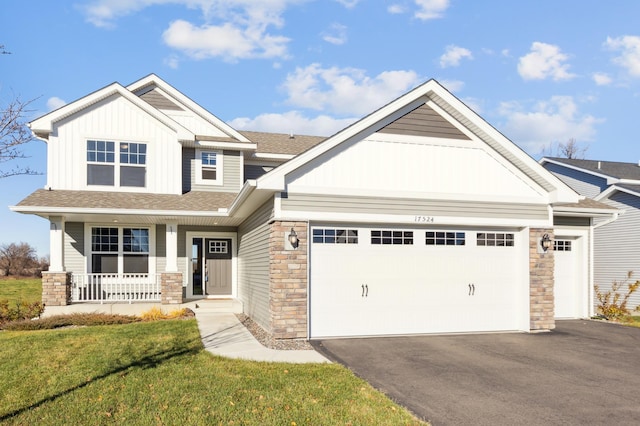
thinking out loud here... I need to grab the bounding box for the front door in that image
[190,237,232,297]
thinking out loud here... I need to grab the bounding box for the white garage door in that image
[309,225,524,338]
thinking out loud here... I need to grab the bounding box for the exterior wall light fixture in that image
[288,228,299,249]
[540,233,552,251]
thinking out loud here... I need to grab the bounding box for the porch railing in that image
[71,273,162,303]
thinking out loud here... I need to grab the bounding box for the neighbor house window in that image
[425,231,465,246]
[196,150,223,185]
[87,140,147,188]
[312,228,359,244]
[371,230,413,245]
[477,233,514,247]
[91,227,150,274]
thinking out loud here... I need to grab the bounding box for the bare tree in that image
[1,43,38,178]
[557,138,589,159]
[0,242,38,276]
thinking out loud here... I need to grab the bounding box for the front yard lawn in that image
[0,277,42,304]
[0,319,424,425]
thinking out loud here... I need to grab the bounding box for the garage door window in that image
[371,230,413,245]
[313,228,358,244]
[426,231,465,246]
[554,240,571,251]
[477,233,514,247]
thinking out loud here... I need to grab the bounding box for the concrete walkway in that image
[42,301,329,364]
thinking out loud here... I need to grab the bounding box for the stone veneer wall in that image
[530,228,555,331]
[41,271,72,306]
[161,272,184,304]
[269,221,308,339]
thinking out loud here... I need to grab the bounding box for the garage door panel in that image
[310,225,522,338]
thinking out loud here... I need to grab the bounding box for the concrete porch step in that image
[182,299,243,314]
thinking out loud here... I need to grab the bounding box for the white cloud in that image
[518,42,576,81]
[439,45,472,68]
[322,23,348,45]
[281,64,421,116]
[387,4,405,14]
[501,49,511,57]
[164,55,180,69]
[414,0,450,20]
[498,96,601,153]
[439,79,464,92]
[230,111,356,136]
[46,97,66,111]
[592,72,612,86]
[81,0,298,61]
[605,35,640,77]
[334,0,359,8]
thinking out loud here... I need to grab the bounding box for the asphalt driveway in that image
[312,320,640,425]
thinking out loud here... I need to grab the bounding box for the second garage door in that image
[309,225,525,338]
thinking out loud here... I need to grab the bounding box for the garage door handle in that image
[362,284,365,297]
[365,284,368,297]
[468,284,472,295]
[468,283,475,296]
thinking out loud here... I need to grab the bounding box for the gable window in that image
[196,149,223,185]
[426,231,465,246]
[91,227,150,274]
[87,140,146,188]
[477,233,514,247]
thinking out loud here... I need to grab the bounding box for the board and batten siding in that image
[165,111,230,138]
[286,137,545,201]
[64,222,85,274]
[182,148,241,192]
[50,94,183,194]
[594,191,640,310]
[281,193,548,221]
[237,199,274,331]
[544,163,608,199]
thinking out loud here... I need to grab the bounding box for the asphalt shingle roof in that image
[553,197,617,210]
[240,130,326,155]
[16,189,237,211]
[546,157,640,180]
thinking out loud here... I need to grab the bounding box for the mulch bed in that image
[236,313,313,350]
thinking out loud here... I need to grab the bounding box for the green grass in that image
[0,319,425,425]
[0,277,42,304]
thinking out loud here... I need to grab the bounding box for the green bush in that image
[0,298,44,325]
[595,271,640,321]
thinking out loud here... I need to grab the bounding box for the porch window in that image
[91,227,150,273]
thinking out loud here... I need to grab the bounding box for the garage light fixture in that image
[540,233,552,251]
[288,228,299,249]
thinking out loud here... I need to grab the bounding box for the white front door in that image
[554,236,584,318]
[309,225,526,338]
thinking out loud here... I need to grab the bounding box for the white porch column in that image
[49,216,65,272]
[165,222,178,272]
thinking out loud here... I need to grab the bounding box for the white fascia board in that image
[29,82,194,142]
[127,74,250,143]
[10,205,228,218]
[196,140,257,151]
[552,205,621,218]
[227,180,257,216]
[250,153,295,161]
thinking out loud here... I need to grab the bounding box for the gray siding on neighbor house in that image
[544,163,608,199]
[244,164,274,181]
[237,199,274,331]
[64,222,85,274]
[182,148,241,193]
[281,193,549,221]
[594,191,640,310]
[378,103,470,140]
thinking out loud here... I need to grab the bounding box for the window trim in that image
[85,224,155,275]
[195,149,224,186]
[86,139,147,189]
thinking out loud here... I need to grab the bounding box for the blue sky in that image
[2,0,640,256]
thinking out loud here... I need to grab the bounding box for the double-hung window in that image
[91,227,150,274]
[196,149,223,185]
[87,140,146,188]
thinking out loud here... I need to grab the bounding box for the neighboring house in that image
[541,157,640,310]
[10,75,616,340]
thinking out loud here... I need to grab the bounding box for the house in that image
[541,157,640,310]
[10,74,617,339]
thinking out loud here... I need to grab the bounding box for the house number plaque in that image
[414,215,435,223]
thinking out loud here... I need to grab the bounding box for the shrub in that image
[138,306,193,321]
[2,312,140,331]
[594,271,640,320]
[0,298,44,325]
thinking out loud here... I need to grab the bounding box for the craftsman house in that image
[11,75,616,339]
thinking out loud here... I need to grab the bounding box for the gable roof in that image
[542,157,640,181]
[256,79,581,204]
[29,81,195,141]
[240,131,326,156]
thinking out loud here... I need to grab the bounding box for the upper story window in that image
[196,150,223,185]
[87,140,146,188]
